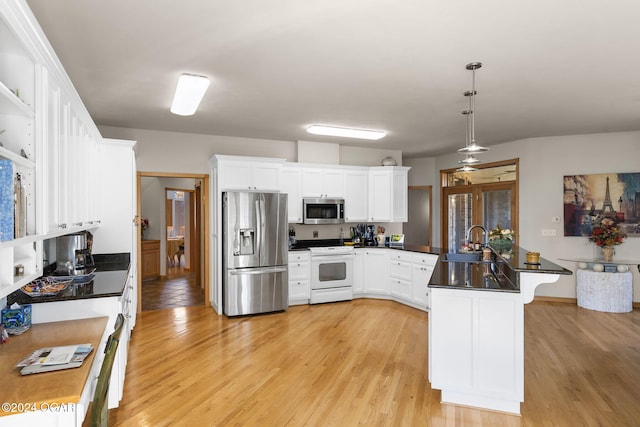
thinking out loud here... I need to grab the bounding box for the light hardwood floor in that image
[110,300,640,426]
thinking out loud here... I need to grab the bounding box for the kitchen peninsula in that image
[428,246,572,414]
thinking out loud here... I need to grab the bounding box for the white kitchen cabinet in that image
[368,167,410,222]
[301,166,344,198]
[411,253,437,309]
[363,249,389,295]
[352,248,366,294]
[281,164,302,223]
[288,250,310,305]
[388,251,413,301]
[343,168,368,222]
[216,155,283,191]
[92,139,137,256]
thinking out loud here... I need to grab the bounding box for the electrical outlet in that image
[313,230,319,238]
[541,229,557,237]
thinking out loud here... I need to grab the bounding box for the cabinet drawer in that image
[389,260,412,281]
[412,253,438,267]
[388,251,413,263]
[288,261,310,281]
[390,277,411,298]
[288,251,310,262]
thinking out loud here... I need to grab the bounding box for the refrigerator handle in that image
[228,266,287,275]
[259,196,266,260]
[255,198,261,259]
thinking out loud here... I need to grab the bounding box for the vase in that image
[490,238,513,253]
[601,246,614,262]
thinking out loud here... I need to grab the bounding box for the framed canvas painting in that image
[563,172,640,237]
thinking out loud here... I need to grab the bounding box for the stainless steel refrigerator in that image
[222,191,288,316]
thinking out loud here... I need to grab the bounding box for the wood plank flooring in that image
[109,300,640,426]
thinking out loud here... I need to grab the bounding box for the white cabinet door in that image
[392,168,408,222]
[301,167,344,198]
[368,167,409,222]
[288,251,310,304]
[252,162,281,191]
[412,253,437,308]
[344,169,368,222]
[92,139,136,255]
[368,170,392,222]
[363,249,389,294]
[352,248,366,294]
[323,168,344,197]
[412,263,432,308]
[218,159,281,191]
[281,166,302,223]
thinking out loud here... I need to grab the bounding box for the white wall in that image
[421,131,640,301]
[140,176,196,275]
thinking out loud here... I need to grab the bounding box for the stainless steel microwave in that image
[303,198,345,224]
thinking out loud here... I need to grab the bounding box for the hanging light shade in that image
[458,62,489,154]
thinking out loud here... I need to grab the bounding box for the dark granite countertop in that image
[428,244,572,292]
[7,253,131,306]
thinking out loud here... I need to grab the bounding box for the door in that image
[260,193,288,267]
[223,192,261,269]
[441,160,519,251]
[224,266,288,316]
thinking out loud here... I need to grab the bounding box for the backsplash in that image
[290,222,403,240]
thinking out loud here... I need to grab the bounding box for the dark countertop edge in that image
[427,244,572,292]
[289,243,442,256]
[7,253,131,305]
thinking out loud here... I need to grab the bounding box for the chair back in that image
[88,313,125,427]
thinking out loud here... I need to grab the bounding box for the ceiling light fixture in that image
[306,125,386,140]
[170,73,210,116]
[457,62,489,154]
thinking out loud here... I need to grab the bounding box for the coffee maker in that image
[55,231,95,275]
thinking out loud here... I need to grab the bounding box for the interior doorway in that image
[136,172,210,313]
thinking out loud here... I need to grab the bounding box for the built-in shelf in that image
[0,145,35,168]
[0,80,34,118]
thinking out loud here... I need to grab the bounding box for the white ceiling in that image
[25,0,640,159]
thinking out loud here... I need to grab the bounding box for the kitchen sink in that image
[442,252,483,262]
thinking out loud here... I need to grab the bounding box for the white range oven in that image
[309,246,354,304]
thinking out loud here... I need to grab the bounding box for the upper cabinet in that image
[280,164,302,223]
[0,0,105,300]
[368,167,410,222]
[216,155,283,191]
[343,167,368,222]
[301,166,344,198]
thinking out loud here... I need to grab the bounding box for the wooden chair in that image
[88,313,125,427]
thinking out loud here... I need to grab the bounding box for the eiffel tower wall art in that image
[563,172,640,237]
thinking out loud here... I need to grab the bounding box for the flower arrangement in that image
[588,218,626,247]
[140,218,149,237]
[489,224,515,241]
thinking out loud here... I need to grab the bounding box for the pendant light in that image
[458,62,489,154]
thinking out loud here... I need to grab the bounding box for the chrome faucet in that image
[467,225,488,247]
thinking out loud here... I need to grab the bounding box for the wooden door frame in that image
[440,159,519,249]
[136,172,210,313]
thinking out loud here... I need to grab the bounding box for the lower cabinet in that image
[289,248,437,312]
[141,240,160,281]
[363,249,389,295]
[288,251,310,305]
[30,278,135,412]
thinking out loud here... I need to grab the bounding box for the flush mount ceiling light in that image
[306,125,386,140]
[170,73,210,116]
[457,62,489,154]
